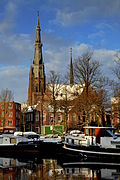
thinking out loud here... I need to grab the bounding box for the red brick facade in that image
[0,102,21,133]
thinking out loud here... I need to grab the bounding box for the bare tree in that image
[74,51,101,92]
[58,86,71,132]
[47,71,62,131]
[0,88,14,102]
[112,52,120,128]
[73,51,106,126]
[114,51,120,81]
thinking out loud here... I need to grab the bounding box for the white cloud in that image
[45,41,116,76]
[0,66,29,103]
[53,6,97,26]
[50,0,120,26]
[45,48,68,74]
[88,31,104,40]
[0,1,17,33]
[44,42,116,81]
[0,33,33,66]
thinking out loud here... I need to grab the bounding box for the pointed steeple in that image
[27,13,46,106]
[33,12,43,65]
[35,11,41,43]
[70,48,74,86]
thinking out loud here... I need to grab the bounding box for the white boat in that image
[0,131,63,158]
[0,132,42,157]
[63,127,120,161]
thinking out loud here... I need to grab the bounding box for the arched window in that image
[36,85,38,92]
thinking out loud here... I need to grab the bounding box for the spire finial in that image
[37,11,40,26]
[70,47,72,59]
[37,11,39,17]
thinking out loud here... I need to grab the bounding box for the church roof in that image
[48,83,84,100]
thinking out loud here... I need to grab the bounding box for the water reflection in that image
[0,157,120,179]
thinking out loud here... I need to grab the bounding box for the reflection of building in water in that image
[65,167,97,179]
[64,166,120,179]
[0,158,62,179]
[0,158,25,179]
[43,159,64,178]
[23,159,64,179]
[101,168,120,179]
[0,158,120,179]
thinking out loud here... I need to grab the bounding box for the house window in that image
[36,85,38,92]
[58,114,61,122]
[43,113,46,122]
[8,112,13,117]
[35,112,39,122]
[16,104,20,111]
[8,103,13,109]
[72,114,76,122]
[31,114,33,121]
[8,120,12,126]
[1,119,4,126]
[1,104,5,110]
[1,111,4,117]
[50,115,53,123]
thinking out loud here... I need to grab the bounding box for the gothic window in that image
[36,85,38,92]
[72,114,76,122]
[39,83,41,92]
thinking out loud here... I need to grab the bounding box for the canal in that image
[0,157,120,179]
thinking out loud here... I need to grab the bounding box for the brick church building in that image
[25,14,108,133]
[27,14,46,106]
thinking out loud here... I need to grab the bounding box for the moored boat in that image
[63,127,120,161]
[0,132,42,157]
[0,131,63,158]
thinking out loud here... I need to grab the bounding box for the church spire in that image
[33,12,43,65]
[37,11,40,26]
[70,48,74,86]
[35,11,41,43]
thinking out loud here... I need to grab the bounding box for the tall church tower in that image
[70,48,74,86]
[27,14,46,106]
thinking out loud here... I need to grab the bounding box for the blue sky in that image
[0,0,119,103]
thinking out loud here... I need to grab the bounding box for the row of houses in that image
[0,91,119,134]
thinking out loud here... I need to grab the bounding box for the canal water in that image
[0,157,120,179]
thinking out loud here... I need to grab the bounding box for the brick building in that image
[0,102,21,133]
